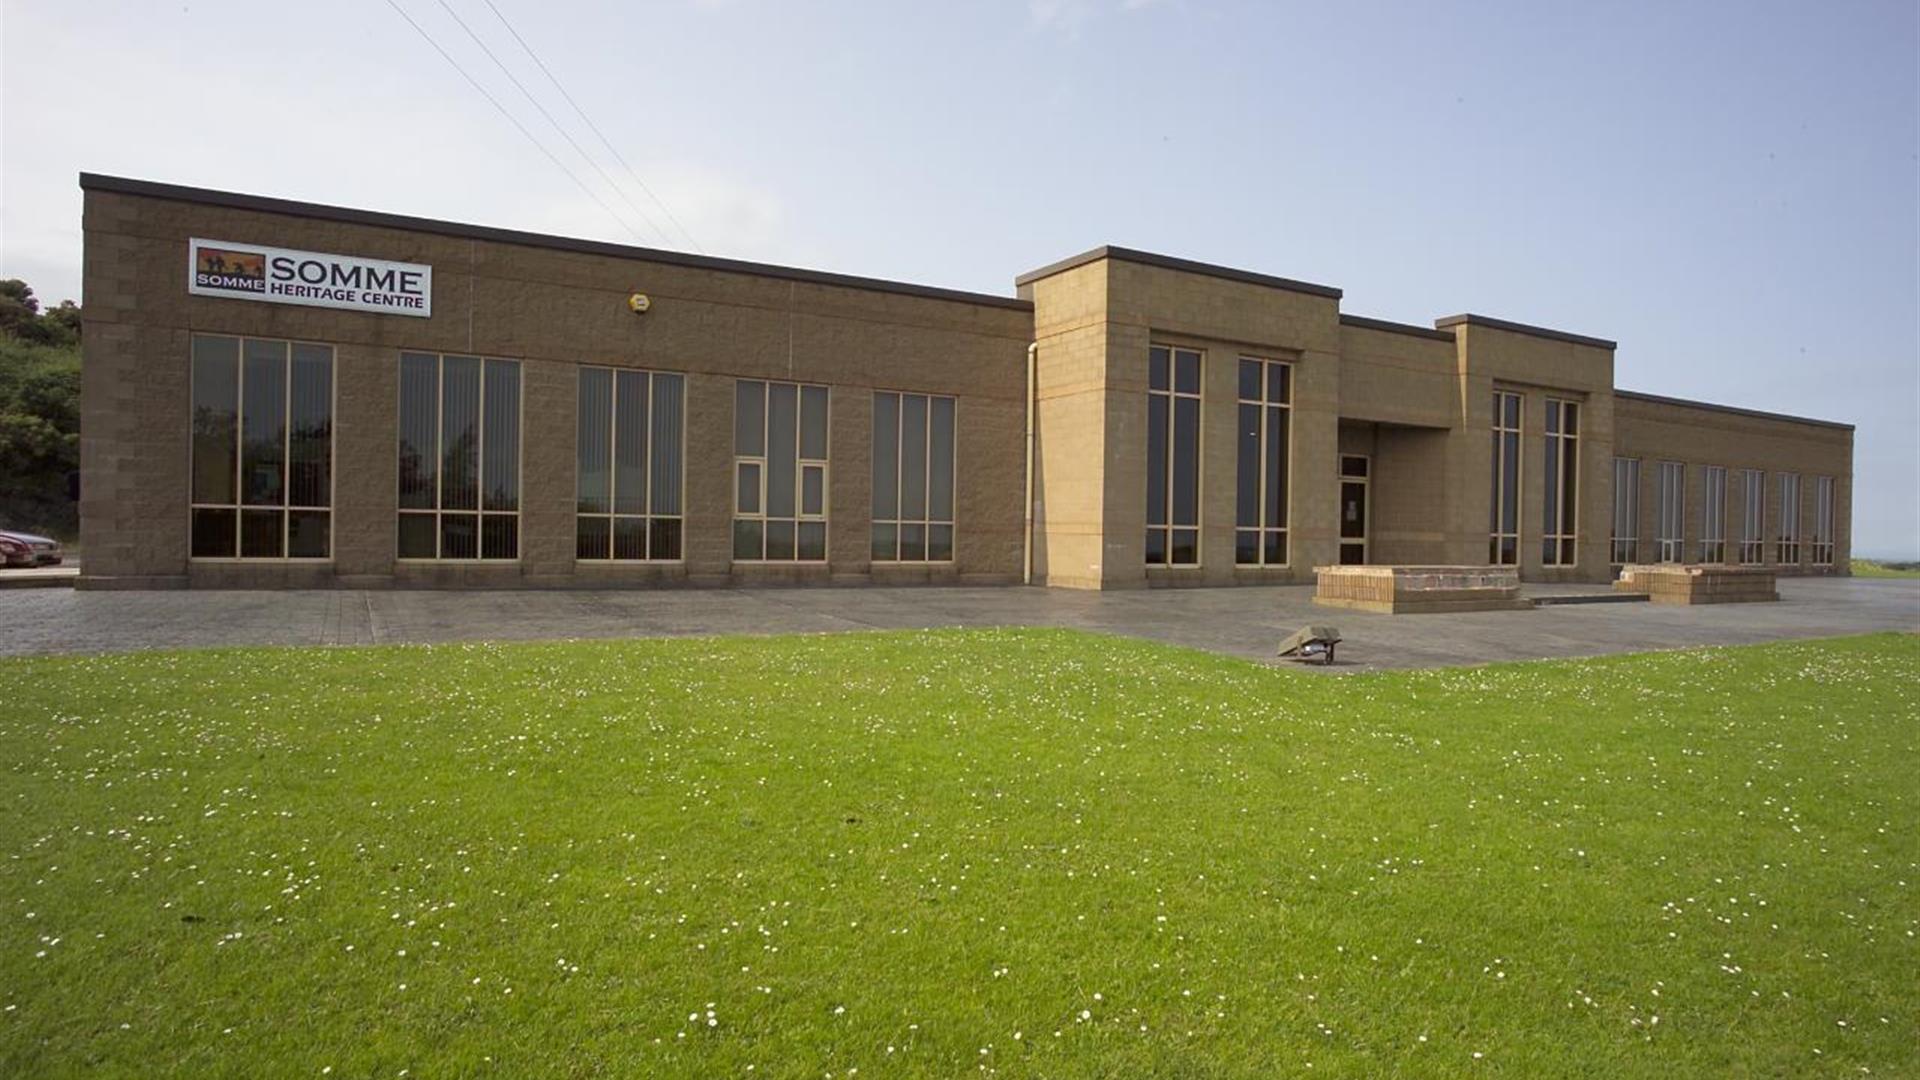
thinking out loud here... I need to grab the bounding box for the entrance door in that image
[1339,455,1369,565]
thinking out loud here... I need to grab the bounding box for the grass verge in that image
[1,630,1914,1077]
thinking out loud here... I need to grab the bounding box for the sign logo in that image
[194,246,266,292]
[187,238,432,318]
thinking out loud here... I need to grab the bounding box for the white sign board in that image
[188,238,432,317]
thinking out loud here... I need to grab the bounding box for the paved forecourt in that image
[1,577,1912,670]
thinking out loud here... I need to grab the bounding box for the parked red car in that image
[0,530,63,567]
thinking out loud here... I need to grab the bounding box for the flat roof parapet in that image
[78,172,1034,312]
[1339,313,1456,342]
[1433,313,1616,350]
[1014,245,1343,300]
[1615,389,1853,431]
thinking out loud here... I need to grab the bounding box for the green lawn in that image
[1,631,1914,1078]
[1852,558,1920,579]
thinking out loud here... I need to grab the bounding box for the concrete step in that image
[1530,591,1649,606]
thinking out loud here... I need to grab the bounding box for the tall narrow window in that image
[872,391,956,562]
[1811,476,1835,565]
[190,334,333,559]
[1489,391,1522,565]
[1610,457,1640,564]
[576,367,684,561]
[1656,461,1685,563]
[1701,466,1728,563]
[1147,345,1202,566]
[1234,357,1291,565]
[1542,398,1579,566]
[1739,469,1765,564]
[734,380,828,562]
[1775,472,1801,564]
[398,352,521,560]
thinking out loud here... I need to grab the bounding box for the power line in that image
[431,0,676,248]
[477,0,706,253]
[382,0,650,246]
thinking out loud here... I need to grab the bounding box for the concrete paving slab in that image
[0,578,1912,670]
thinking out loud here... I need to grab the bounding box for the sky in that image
[3,0,1915,556]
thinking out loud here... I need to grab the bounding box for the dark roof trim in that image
[1339,313,1456,343]
[79,172,1034,313]
[1615,389,1853,432]
[1014,245,1343,300]
[1433,313,1616,350]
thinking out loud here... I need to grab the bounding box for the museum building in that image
[76,173,1854,589]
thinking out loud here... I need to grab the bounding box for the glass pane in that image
[1236,529,1258,565]
[1268,364,1290,405]
[577,516,610,560]
[1504,394,1521,429]
[288,510,329,558]
[1149,346,1169,391]
[929,396,954,521]
[398,353,438,510]
[613,516,647,560]
[1174,350,1200,394]
[398,513,437,558]
[899,522,925,562]
[800,385,828,459]
[734,381,765,456]
[1499,536,1516,565]
[1237,359,1260,401]
[733,519,763,560]
[768,383,797,517]
[1543,537,1558,564]
[1341,482,1367,539]
[482,514,517,560]
[1542,442,1560,535]
[440,355,480,511]
[613,370,648,516]
[872,393,899,520]
[1172,396,1199,526]
[191,336,239,505]
[801,465,825,517]
[1562,403,1578,436]
[797,520,827,561]
[1236,403,1259,528]
[736,462,762,514]
[765,519,796,561]
[649,518,681,561]
[927,523,952,561]
[483,360,521,513]
[1267,407,1288,528]
[441,513,479,559]
[901,394,927,519]
[1171,528,1198,565]
[1263,529,1285,566]
[1145,528,1166,565]
[1561,442,1578,532]
[289,344,331,508]
[241,339,286,506]
[1546,400,1560,435]
[240,508,282,557]
[191,507,236,558]
[1501,433,1519,534]
[1146,395,1167,526]
[871,523,896,562]
[1489,430,1502,535]
[650,374,684,516]
[577,368,612,514]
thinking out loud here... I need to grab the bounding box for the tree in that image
[0,279,81,538]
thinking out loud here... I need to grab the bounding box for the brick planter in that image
[1613,564,1779,604]
[1312,565,1531,614]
